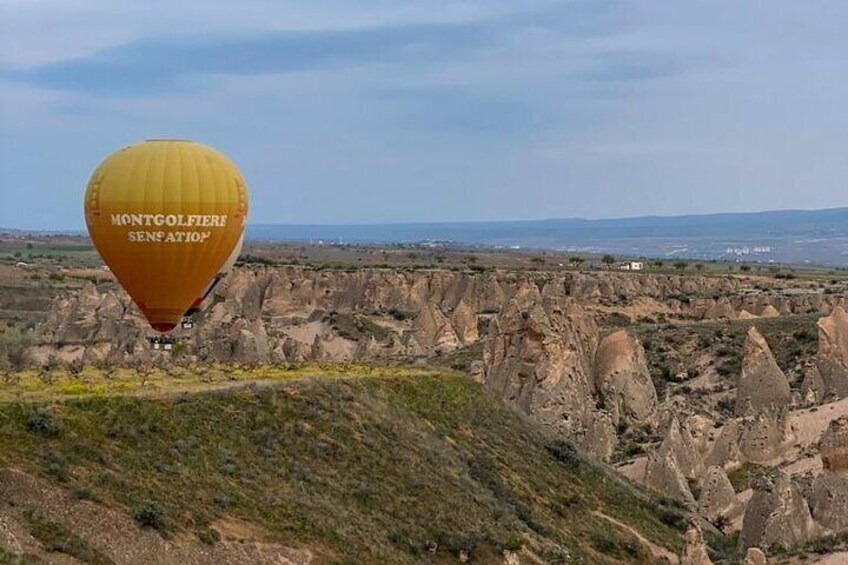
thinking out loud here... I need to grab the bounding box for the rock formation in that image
[663,416,704,479]
[482,296,616,460]
[593,330,658,427]
[25,266,846,370]
[807,416,848,532]
[800,363,827,405]
[743,547,767,565]
[680,526,713,565]
[740,470,818,551]
[738,410,786,464]
[644,444,696,506]
[760,305,780,318]
[703,297,736,320]
[698,466,737,522]
[706,421,743,469]
[735,327,791,417]
[816,305,848,398]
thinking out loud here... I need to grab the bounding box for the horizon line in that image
[2,204,847,233]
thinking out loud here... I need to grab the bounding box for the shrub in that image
[44,460,70,483]
[196,527,221,545]
[546,440,581,469]
[72,486,97,501]
[658,507,688,529]
[133,500,168,533]
[27,407,62,437]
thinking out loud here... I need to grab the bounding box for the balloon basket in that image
[149,336,178,352]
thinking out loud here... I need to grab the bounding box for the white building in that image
[619,261,644,271]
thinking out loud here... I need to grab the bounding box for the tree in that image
[739,264,751,272]
[137,358,156,387]
[67,357,83,377]
[673,261,688,271]
[0,356,17,385]
[569,256,585,268]
[39,354,63,385]
[602,255,616,267]
[695,263,704,271]
[653,260,665,268]
[530,256,546,266]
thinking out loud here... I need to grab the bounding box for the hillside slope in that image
[1,371,689,564]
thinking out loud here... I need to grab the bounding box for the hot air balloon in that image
[84,140,248,332]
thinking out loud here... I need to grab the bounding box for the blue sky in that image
[1,0,846,230]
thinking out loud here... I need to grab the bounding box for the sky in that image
[1,1,846,230]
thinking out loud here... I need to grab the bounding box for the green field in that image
[0,369,695,564]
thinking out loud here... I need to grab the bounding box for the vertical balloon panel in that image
[84,140,248,332]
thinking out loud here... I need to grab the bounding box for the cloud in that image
[5,2,621,96]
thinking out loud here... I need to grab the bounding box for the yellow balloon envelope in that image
[84,140,248,332]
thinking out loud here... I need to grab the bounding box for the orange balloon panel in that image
[84,140,248,332]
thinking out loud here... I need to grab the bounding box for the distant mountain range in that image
[248,207,848,266]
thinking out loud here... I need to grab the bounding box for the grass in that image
[25,509,113,564]
[0,370,688,564]
[727,463,767,492]
[633,314,821,391]
[0,362,431,402]
[0,548,44,564]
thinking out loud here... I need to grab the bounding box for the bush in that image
[716,397,735,416]
[0,325,32,370]
[546,440,582,469]
[387,308,412,321]
[196,527,221,545]
[658,507,688,529]
[498,534,523,552]
[27,407,62,437]
[133,500,168,533]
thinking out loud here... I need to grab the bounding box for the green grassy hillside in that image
[0,370,688,564]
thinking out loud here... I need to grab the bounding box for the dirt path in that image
[592,510,679,564]
[812,552,848,564]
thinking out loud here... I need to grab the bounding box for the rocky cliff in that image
[482,295,616,460]
[735,327,791,417]
[816,305,848,399]
[594,329,658,427]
